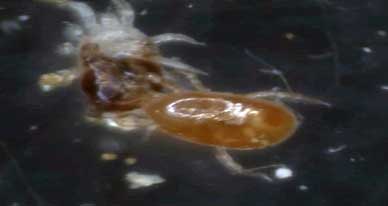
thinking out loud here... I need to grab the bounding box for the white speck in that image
[41,85,53,92]
[100,153,118,161]
[105,118,119,128]
[139,9,148,16]
[29,125,38,131]
[274,167,293,179]
[284,32,295,40]
[381,85,388,91]
[125,171,165,189]
[124,157,137,165]
[362,47,372,53]
[349,157,356,162]
[327,145,347,154]
[18,15,30,22]
[377,30,387,37]
[299,185,309,191]
[187,3,194,8]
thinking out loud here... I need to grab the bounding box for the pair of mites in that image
[38,0,330,180]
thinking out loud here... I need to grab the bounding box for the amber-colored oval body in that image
[144,92,299,149]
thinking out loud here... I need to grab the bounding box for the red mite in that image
[38,0,329,180]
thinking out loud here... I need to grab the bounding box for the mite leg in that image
[38,68,78,92]
[153,57,209,91]
[245,49,293,92]
[112,0,135,26]
[259,68,293,92]
[65,1,98,31]
[141,124,158,143]
[151,33,205,46]
[162,67,209,91]
[245,49,331,106]
[176,70,209,91]
[214,147,286,182]
[155,56,208,75]
[36,0,97,32]
[246,91,331,107]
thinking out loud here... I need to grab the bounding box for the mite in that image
[38,0,330,180]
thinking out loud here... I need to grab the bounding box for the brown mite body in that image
[144,92,298,149]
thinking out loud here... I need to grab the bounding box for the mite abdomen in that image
[144,92,298,149]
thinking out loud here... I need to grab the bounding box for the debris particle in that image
[101,153,118,161]
[327,145,347,154]
[124,157,137,165]
[274,167,293,179]
[38,70,76,92]
[125,171,165,189]
[139,9,148,16]
[29,125,39,131]
[18,15,30,22]
[284,32,295,40]
[187,3,194,8]
[299,185,309,191]
[377,30,387,37]
[380,85,388,91]
[362,47,372,53]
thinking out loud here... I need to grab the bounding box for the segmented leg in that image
[151,33,206,46]
[245,49,293,92]
[214,147,286,181]
[141,125,158,143]
[112,0,135,26]
[159,62,209,91]
[153,56,208,75]
[245,49,331,107]
[65,1,98,32]
[174,70,209,91]
[247,91,331,107]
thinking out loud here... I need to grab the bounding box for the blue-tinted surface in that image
[1,0,388,205]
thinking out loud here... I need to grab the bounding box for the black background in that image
[1,0,388,205]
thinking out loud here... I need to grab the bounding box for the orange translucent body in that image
[144,92,298,149]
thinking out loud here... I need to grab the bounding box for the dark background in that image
[1,0,388,205]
